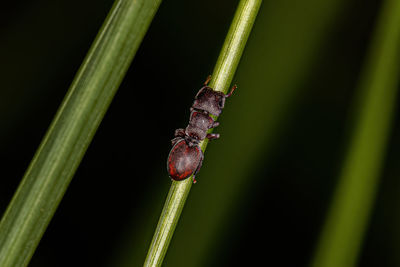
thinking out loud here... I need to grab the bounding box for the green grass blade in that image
[0,0,162,266]
[311,0,400,266]
[143,1,262,266]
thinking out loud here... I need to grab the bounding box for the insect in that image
[167,76,236,183]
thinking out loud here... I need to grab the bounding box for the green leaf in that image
[0,0,162,266]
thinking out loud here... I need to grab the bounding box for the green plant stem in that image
[0,1,161,266]
[311,0,400,266]
[143,1,262,266]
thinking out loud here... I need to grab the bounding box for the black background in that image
[1,0,400,266]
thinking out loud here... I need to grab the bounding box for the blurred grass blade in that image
[143,1,262,266]
[311,0,400,266]
[0,0,162,266]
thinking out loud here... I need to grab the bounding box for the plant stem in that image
[311,0,400,266]
[143,1,262,266]
[0,1,162,266]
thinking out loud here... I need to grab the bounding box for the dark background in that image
[1,0,399,266]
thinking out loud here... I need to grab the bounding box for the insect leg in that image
[206,133,220,140]
[192,150,204,183]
